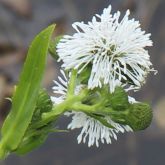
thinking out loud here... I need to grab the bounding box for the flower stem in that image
[40,87,89,126]
[67,69,77,97]
[71,100,117,116]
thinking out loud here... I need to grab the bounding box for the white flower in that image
[57,5,156,93]
[65,112,132,147]
[51,70,133,147]
[51,70,68,104]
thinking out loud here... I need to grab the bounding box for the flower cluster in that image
[51,5,156,147]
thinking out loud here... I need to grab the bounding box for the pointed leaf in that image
[0,25,55,159]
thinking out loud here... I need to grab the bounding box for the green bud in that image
[32,88,52,122]
[15,125,52,155]
[125,103,152,131]
[82,91,100,106]
[110,87,129,111]
[15,89,54,154]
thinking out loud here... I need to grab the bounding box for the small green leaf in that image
[86,113,114,129]
[110,87,129,110]
[49,35,63,60]
[0,25,55,159]
[15,134,48,155]
[32,88,53,123]
[77,65,92,84]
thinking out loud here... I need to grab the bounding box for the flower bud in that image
[15,89,54,155]
[125,103,152,131]
[109,87,129,111]
[32,89,53,122]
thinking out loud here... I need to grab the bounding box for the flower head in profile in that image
[57,5,156,92]
[65,112,132,147]
[51,70,133,147]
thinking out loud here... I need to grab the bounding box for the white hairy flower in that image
[65,112,132,147]
[51,70,133,147]
[57,5,156,92]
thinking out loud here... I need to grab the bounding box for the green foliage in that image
[86,113,114,129]
[15,89,54,155]
[49,35,63,60]
[0,25,55,159]
[80,86,152,131]
[32,89,53,122]
[109,87,129,110]
[77,65,92,84]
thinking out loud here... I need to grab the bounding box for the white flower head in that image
[65,112,132,147]
[57,5,156,93]
[51,70,133,147]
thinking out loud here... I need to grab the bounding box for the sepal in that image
[49,36,63,60]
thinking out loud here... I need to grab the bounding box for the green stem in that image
[39,88,89,126]
[71,102,115,115]
[67,69,77,97]
[32,69,78,128]
[42,99,71,121]
[40,86,126,127]
[72,103,97,113]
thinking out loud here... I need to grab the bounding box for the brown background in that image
[0,0,165,165]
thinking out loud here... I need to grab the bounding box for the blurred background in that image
[0,0,165,164]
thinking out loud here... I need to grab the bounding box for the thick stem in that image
[40,87,89,126]
[42,99,71,121]
[71,102,116,116]
[71,103,98,113]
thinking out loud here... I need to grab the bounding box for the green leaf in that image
[77,65,92,84]
[15,127,67,155]
[0,25,55,159]
[49,35,63,60]
[31,88,53,123]
[86,113,114,129]
[15,125,52,155]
